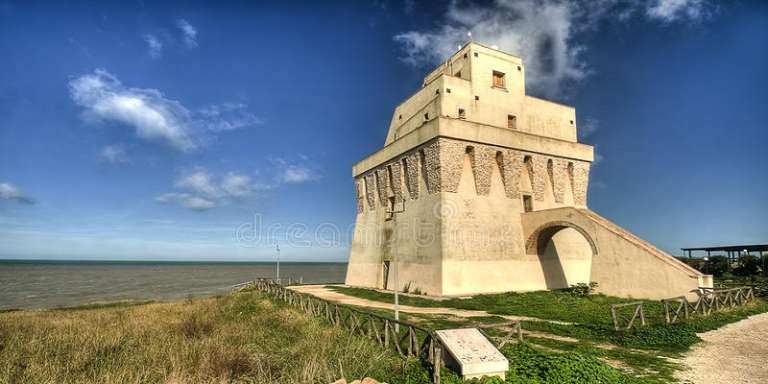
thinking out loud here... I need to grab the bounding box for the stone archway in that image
[525,221,597,290]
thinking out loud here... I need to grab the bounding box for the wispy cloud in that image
[158,168,267,211]
[199,103,263,132]
[176,19,198,48]
[69,69,260,152]
[647,0,711,22]
[0,182,34,204]
[156,192,215,211]
[175,168,220,197]
[99,144,129,164]
[143,34,163,58]
[157,160,317,211]
[273,158,321,184]
[394,0,714,97]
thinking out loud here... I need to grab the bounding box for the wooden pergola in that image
[681,244,768,262]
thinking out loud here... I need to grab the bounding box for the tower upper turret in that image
[384,42,578,146]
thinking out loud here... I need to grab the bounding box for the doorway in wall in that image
[382,261,391,289]
[523,194,533,212]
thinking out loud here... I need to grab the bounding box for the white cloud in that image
[273,158,319,184]
[175,168,219,197]
[199,103,263,132]
[0,182,34,204]
[156,192,215,211]
[394,0,714,97]
[144,34,163,58]
[157,160,316,211]
[647,0,709,22]
[69,69,260,152]
[99,145,129,164]
[159,169,263,211]
[221,172,254,197]
[176,19,198,48]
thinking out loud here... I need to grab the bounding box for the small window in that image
[455,71,462,78]
[523,195,533,213]
[424,113,429,120]
[446,88,451,93]
[458,108,466,119]
[435,89,440,95]
[463,53,468,58]
[475,95,480,101]
[474,52,478,57]
[493,71,505,88]
[517,66,522,71]
[398,115,402,120]
[508,115,517,129]
[570,120,574,125]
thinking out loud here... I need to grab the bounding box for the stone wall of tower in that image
[348,137,591,295]
[354,137,591,215]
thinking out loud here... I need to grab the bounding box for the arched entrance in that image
[526,222,597,290]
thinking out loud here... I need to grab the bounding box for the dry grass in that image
[0,291,416,384]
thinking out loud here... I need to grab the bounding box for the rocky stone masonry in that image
[364,173,376,209]
[552,158,569,204]
[375,168,389,207]
[403,152,420,200]
[356,138,590,212]
[531,155,547,201]
[571,161,590,206]
[355,180,364,213]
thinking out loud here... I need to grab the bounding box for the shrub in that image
[707,256,730,277]
[734,255,761,276]
[563,282,599,297]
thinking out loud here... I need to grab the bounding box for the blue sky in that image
[0,0,766,261]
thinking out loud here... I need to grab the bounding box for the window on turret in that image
[493,71,505,88]
[508,115,517,129]
[458,108,466,119]
[455,71,462,78]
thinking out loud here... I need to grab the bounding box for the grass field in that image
[0,292,426,384]
[326,285,768,382]
[2,286,764,384]
[0,289,664,384]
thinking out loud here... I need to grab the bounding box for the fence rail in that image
[243,278,444,383]
[610,302,646,331]
[662,286,754,325]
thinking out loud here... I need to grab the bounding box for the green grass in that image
[328,286,654,326]
[326,284,768,382]
[0,291,433,383]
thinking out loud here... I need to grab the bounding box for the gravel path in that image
[676,312,768,384]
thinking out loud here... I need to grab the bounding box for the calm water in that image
[0,260,347,310]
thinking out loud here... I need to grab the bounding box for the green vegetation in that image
[3,283,765,383]
[0,291,429,383]
[327,284,768,382]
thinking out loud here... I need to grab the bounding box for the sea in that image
[0,260,347,310]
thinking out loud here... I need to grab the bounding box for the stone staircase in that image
[577,208,703,277]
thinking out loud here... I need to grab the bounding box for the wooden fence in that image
[610,302,646,331]
[662,286,754,325]
[243,278,444,384]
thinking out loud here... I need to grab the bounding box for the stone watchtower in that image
[346,43,710,299]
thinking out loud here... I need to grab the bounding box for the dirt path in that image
[289,285,569,325]
[675,312,768,384]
